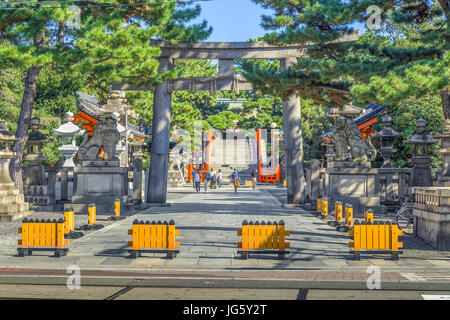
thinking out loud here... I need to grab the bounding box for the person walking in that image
[192,167,197,189]
[204,170,212,192]
[232,168,240,192]
[217,169,223,189]
[194,170,201,193]
[251,169,257,190]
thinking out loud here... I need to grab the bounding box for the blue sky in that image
[193,0,366,42]
[194,0,273,42]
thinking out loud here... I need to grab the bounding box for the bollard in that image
[79,203,104,231]
[322,198,329,219]
[64,208,75,234]
[328,201,342,226]
[88,203,96,226]
[365,209,374,224]
[115,199,120,218]
[316,198,323,213]
[345,204,354,227]
[237,220,290,260]
[336,204,353,232]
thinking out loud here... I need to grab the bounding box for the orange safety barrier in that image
[127,219,180,259]
[17,218,68,257]
[349,220,403,260]
[237,220,290,259]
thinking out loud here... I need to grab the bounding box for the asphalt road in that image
[0,283,449,300]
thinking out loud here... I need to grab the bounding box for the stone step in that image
[0,186,19,196]
[0,203,18,214]
[0,194,23,205]
[0,210,33,222]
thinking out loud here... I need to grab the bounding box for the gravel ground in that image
[266,188,450,260]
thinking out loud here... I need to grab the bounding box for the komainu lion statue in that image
[77,117,120,161]
[328,117,377,162]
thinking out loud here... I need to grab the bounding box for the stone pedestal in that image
[167,168,185,187]
[66,160,130,214]
[0,121,33,221]
[413,187,450,250]
[324,161,382,214]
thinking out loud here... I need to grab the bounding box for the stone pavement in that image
[1,186,450,278]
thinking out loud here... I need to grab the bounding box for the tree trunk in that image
[9,66,42,193]
[443,88,450,120]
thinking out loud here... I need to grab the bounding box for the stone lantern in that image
[23,117,59,208]
[53,111,85,168]
[322,139,335,168]
[0,120,32,221]
[434,119,450,186]
[112,111,129,166]
[404,118,438,187]
[23,117,48,186]
[130,140,145,205]
[374,115,402,168]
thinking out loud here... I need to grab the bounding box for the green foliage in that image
[206,110,243,131]
[383,95,444,169]
[244,0,448,110]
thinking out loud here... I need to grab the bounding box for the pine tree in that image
[241,0,448,112]
[0,0,212,191]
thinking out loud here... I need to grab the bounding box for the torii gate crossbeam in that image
[112,34,359,205]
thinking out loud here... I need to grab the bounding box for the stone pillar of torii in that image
[112,34,359,205]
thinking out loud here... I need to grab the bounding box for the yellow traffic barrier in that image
[237,220,290,259]
[349,220,403,260]
[17,218,69,257]
[127,219,180,259]
[365,209,374,224]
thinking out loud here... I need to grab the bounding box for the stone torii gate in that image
[112,35,358,205]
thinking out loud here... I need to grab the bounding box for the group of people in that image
[191,167,258,193]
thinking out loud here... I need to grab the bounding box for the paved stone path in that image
[1,186,450,276]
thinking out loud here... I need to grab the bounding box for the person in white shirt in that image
[217,169,223,188]
[194,171,201,193]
